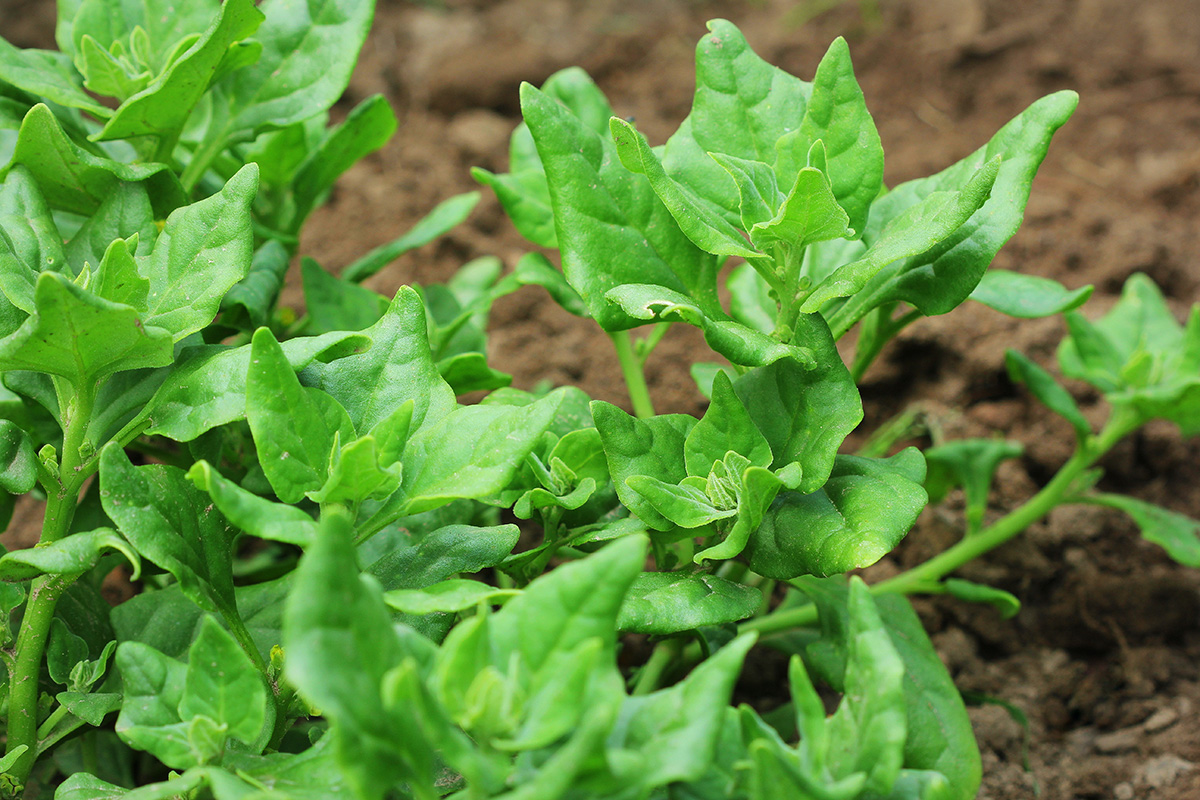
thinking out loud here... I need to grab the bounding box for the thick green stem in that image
[610,330,655,419]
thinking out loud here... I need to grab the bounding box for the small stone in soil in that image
[1136,755,1195,789]
[1142,706,1179,732]
[1094,726,1141,754]
[1114,783,1135,800]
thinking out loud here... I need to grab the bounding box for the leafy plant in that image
[0,6,1196,800]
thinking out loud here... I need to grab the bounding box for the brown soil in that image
[7,0,1200,797]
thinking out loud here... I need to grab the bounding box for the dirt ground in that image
[6,0,1200,797]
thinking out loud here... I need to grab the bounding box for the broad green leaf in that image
[246,328,354,504]
[943,579,1020,619]
[438,352,513,395]
[521,81,721,331]
[100,445,236,615]
[399,392,565,513]
[745,449,926,579]
[1087,493,1200,568]
[187,460,317,547]
[0,418,36,494]
[618,573,760,635]
[90,236,150,310]
[592,401,696,530]
[179,617,267,747]
[6,104,185,217]
[364,522,519,592]
[1005,349,1091,440]
[969,269,1092,318]
[0,527,139,581]
[0,272,173,387]
[472,66,617,250]
[299,286,456,434]
[710,152,782,237]
[787,37,883,238]
[694,461,788,564]
[308,433,402,506]
[802,158,999,313]
[95,0,264,142]
[56,772,204,800]
[727,261,778,335]
[64,181,159,272]
[140,330,370,441]
[284,508,447,800]
[0,40,112,118]
[139,164,257,340]
[300,256,388,334]
[55,691,123,727]
[384,580,520,615]
[0,164,67,297]
[609,117,762,261]
[924,438,1023,534]
[733,342,862,492]
[340,191,481,283]
[221,240,290,329]
[686,370,773,475]
[610,634,756,788]
[78,34,151,99]
[68,0,221,71]
[751,164,851,250]
[114,640,190,766]
[798,578,982,798]
[291,93,396,226]
[625,475,735,529]
[829,91,1079,330]
[509,251,588,317]
[223,0,374,136]
[661,19,813,222]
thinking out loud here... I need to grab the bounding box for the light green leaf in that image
[1005,349,1091,440]
[969,269,1092,318]
[618,573,760,635]
[64,181,159,272]
[0,272,173,387]
[686,370,773,475]
[751,163,851,250]
[246,327,354,504]
[384,580,520,615]
[139,164,257,340]
[0,419,36,494]
[300,256,388,334]
[91,236,150,310]
[924,438,1023,534]
[943,579,1020,619]
[0,527,139,581]
[745,449,927,579]
[6,104,185,217]
[179,617,267,746]
[187,460,317,547]
[0,40,112,117]
[308,433,402,506]
[1087,493,1200,568]
[625,475,735,529]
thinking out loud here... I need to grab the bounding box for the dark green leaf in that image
[300,256,388,334]
[0,41,112,118]
[221,240,290,330]
[187,460,317,546]
[179,616,267,747]
[618,573,760,635]
[0,418,36,493]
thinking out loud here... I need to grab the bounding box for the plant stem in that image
[632,638,681,696]
[610,330,656,419]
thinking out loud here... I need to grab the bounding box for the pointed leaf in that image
[969,269,1092,318]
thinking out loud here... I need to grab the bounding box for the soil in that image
[6,0,1200,797]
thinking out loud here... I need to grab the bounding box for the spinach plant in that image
[0,7,1194,800]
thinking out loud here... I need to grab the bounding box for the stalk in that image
[610,330,656,419]
[631,638,681,696]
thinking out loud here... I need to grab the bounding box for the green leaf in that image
[787,36,883,238]
[694,460,788,564]
[0,527,139,581]
[0,40,112,118]
[745,449,927,579]
[223,0,375,136]
[1,164,67,311]
[308,433,403,506]
[751,163,851,250]
[618,573,760,635]
[47,617,89,685]
[221,240,290,330]
[802,158,1000,313]
[100,445,236,615]
[78,34,151,99]
[733,344,862,492]
[610,634,756,788]
[661,19,813,222]
[625,475,734,529]
[0,418,36,494]
[139,164,257,340]
[291,93,396,226]
[340,191,480,283]
[399,392,566,513]
[114,640,192,768]
[509,252,588,317]
[364,522,519,592]
[300,257,388,334]
[64,181,159,272]
[1005,349,1091,440]
[521,81,721,331]
[299,286,456,434]
[686,370,774,475]
[91,236,150,310]
[55,691,122,727]
[833,91,1078,326]
[0,272,173,388]
[94,0,264,142]
[187,460,317,547]
[68,0,221,72]
[969,269,1092,318]
[943,579,1020,619]
[384,580,520,615]
[6,104,185,217]
[246,327,354,504]
[592,401,696,530]
[1087,493,1200,568]
[140,330,370,441]
[179,617,267,747]
[924,438,1023,534]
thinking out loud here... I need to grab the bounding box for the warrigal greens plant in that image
[0,4,1198,798]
